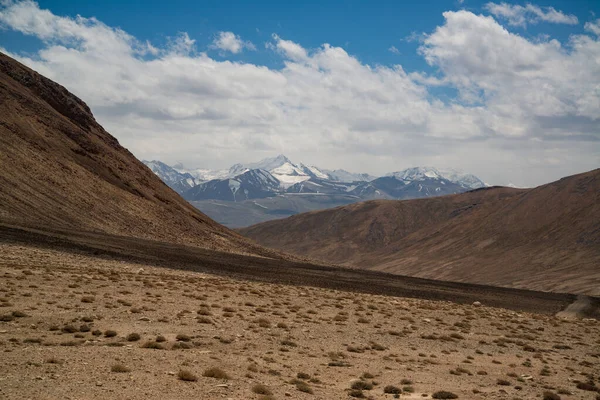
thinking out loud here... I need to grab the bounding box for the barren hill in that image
[0,52,276,257]
[240,170,600,294]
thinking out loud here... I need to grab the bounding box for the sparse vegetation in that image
[104,330,117,338]
[126,333,141,341]
[252,384,272,395]
[432,391,459,399]
[177,369,198,382]
[111,364,131,373]
[203,367,229,380]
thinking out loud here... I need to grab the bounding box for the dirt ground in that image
[1,242,599,400]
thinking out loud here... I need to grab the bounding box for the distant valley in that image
[144,155,486,227]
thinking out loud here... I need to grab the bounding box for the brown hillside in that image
[0,52,278,258]
[240,170,600,294]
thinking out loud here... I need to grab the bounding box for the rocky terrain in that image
[1,242,599,400]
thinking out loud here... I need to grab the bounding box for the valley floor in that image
[1,243,599,400]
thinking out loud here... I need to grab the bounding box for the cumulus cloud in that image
[585,19,600,36]
[420,11,599,121]
[484,2,579,27]
[0,0,598,187]
[269,34,308,61]
[388,45,400,54]
[211,31,255,53]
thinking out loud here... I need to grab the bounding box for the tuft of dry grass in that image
[203,367,229,380]
[126,333,141,342]
[432,391,459,399]
[141,341,164,349]
[177,369,198,382]
[252,384,272,395]
[111,364,131,373]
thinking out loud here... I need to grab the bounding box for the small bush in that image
[256,318,271,328]
[203,367,229,380]
[497,379,511,386]
[176,334,191,342]
[126,333,141,342]
[383,385,401,394]
[12,311,28,318]
[81,296,95,303]
[351,380,373,390]
[178,369,198,382]
[0,314,14,322]
[348,389,364,398]
[543,392,561,400]
[155,335,167,342]
[296,381,313,394]
[432,391,459,399]
[111,364,131,373]
[62,325,78,333]
[104,330,117,338]
[141,341,164,349]
[576,382,598,391]
[252,384,272,395]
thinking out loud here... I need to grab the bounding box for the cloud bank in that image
[0,0,598,186]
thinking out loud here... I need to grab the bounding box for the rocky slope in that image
[0,52,277,257]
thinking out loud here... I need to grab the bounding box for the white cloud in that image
[0,1,598,187]
[420,11,600,121]
[484,2,579,27]
[388,45,400,54]
[585,19,600,36]
[211,31,255,53]
[269,34,308,61]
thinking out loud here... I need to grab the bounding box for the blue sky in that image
[5,0,596,72]
[0,0,599,186]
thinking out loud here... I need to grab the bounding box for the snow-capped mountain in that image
[144,156,488,226]
[323,169,376,183]
[176,167,229,183]
[386,167,486,190]
[143,160,198,193]
[184,169,280,202]
[228,154,325,188]
[350,175,467,200]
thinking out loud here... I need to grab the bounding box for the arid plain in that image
[2,242,599,400]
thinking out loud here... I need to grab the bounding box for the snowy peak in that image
[183,168,280,202]
[324,169,376,183]
[387,167,485,190]
[387,167,441,181]
[238,168,281,191]
[147,157,486,203]
[143,160,197,194]
[178,167,229,182]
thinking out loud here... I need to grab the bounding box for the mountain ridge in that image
[0,51,279,258]
[239,169,600,294]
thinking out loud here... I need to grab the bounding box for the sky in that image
[0,0,599,187]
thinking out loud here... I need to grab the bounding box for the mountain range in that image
[144,155,486,227]
[240,169,600,295]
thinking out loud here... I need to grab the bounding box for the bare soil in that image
[2,242,600,400]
